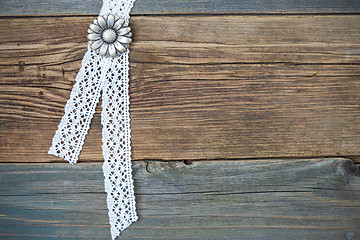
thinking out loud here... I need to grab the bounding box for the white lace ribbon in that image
[48,0,137,239]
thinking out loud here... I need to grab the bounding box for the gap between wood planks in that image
[2,0,360,16]
[2,156,358,164]
[1,12,360,21]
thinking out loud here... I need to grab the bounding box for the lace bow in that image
[48,0,138,239]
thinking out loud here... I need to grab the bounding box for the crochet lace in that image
[48,0,137,239]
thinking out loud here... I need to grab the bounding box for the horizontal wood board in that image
[1,1,359,239]
[0,158,359,239]
[1,0,360,16]
[0,15,359,162]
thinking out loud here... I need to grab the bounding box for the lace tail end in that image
[48,146,77,165]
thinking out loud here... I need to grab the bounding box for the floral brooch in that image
[87,14,132,58]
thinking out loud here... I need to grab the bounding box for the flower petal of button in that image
[89,23,102,33]
[125,32,132,38]
[97,16,107,29]
[88,33,101,41]
[107,14,115,28]
[108,44,117,58]
[113,18,125,31]
[118,36,132,44]
[117,27,131,36]
[91,39,104,50]
[99,43,109,56]
[114,41,126,53]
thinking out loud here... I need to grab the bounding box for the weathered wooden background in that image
[0,0,359,239]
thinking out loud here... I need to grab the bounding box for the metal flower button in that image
[87,14,132,58]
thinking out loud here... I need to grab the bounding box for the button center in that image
[102,29,117,43]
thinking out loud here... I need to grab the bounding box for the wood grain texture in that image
[1,15,360,162]
[1,0,360,16]
[0,158,359,239]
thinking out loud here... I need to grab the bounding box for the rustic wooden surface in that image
[1,0,360,16]
[1,15,359,162]
[1,0,360,239]
[0,158,359,239]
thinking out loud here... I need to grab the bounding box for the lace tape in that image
[48,0,137,239]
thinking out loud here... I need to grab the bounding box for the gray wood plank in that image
[0,158,359,239]
[0,0,360,16]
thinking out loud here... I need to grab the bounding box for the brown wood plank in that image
[0,158,359,239]
[1,15,360,163]
[2,16,360,65]
[1,0,360,16]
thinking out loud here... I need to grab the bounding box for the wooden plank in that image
[1,15,360,163]
[0,158,359,239]
[2,16,360,65]
[1,0,360,16]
